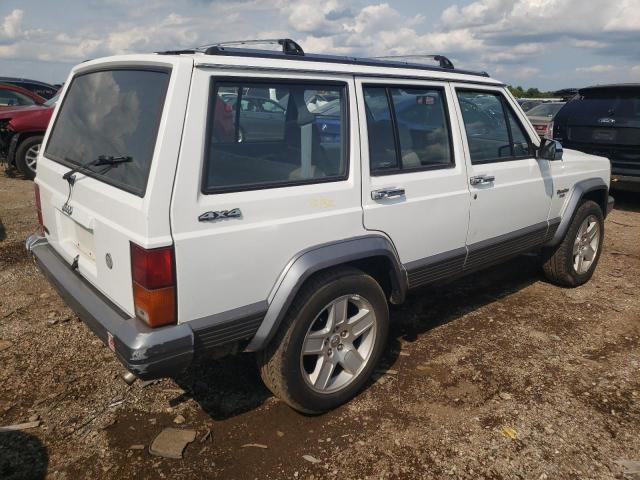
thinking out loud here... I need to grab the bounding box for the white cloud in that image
[576,64,615,73]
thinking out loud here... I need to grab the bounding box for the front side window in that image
[363,85,453,175]
[45,69,170,196]
[457,90,533,164]
[204,80,348,193]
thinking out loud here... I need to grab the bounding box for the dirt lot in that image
[0,173,638,480]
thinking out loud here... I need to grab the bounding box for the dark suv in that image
[553,84,640,188]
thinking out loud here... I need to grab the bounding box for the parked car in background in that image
[526,102,565,138]
[0,92,58,179]
[553,84,640,188]
[0,83,46,108]
[0,77,59,99]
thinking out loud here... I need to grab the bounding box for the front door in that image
[357,78,471,288]
[451,85,553,268]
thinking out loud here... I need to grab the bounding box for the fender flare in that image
[245,235,407,351]
[547,177,609,247]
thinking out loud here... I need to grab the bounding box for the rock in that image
[173,415,186,425]
[241,443,268,449]
[0,420,41,432]
[39,293,50,299]
[46,319,58,326]
[276,431,285,437]
[303,455,321,464]
[615,459,640,475]
[149,428,197,459]
[0,340,12,352]
[550,334,561,341]
[499,392,513,401]
[28,414,40,422]
[129,444,145,450]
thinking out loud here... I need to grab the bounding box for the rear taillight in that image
[34,183,44,233]
[546,121,554,138]
[130,242,177,327]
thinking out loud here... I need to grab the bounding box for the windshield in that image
[44,92,60,107]
[527,103,563,117]
[45,69,170,196]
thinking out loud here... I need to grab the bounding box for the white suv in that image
[26,39,613,413]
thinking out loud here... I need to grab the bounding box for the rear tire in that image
[543,200,604,287]
[258,267,389,414]
[15,135,42,180]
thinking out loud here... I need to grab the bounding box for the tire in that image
[15,135,43,180]
[543,200,604,287]
[258,266,389,414]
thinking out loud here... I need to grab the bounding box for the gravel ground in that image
[0,173,639,480]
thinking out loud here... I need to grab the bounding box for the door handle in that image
[469,175,495,186]
[371,187,406,201]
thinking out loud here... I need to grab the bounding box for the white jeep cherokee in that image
[26,39,613,413]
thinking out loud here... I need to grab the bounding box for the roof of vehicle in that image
[74,39,504,87]
[0,76,57,87]
[579,83,640,93]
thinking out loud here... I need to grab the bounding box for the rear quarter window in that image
[44,68,170,196]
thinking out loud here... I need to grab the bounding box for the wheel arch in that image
[246,235,407,351]
[547,178,609,247]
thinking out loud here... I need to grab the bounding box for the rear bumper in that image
[26,235,194,380]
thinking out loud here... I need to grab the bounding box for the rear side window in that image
[203,80,348,193]
[45,69,170,196]
[363,85,453,175]
[457,90,533,164]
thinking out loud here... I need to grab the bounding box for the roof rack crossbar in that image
[369,54,455,70]
[200,38,305,56]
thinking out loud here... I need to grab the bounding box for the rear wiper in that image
[62,155,133,183]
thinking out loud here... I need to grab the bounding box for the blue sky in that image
[1,0,639,90]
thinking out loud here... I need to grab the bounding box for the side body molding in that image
[547,177,609,247]
[246,235,407,351]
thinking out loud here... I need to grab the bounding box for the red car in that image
[0,83,46,108]
[0,93,56,179]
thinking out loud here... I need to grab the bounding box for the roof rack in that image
[198,38,305,56]
[369,55,455,70]
[155,38,490,78]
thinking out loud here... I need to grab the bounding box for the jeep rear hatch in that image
[35,56,193,319]
[554,85,640,173]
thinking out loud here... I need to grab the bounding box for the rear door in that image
[357,78,471,287]
[36,56,193,315]
[451,85,553,254]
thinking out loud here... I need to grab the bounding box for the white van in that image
[27,39,612,413]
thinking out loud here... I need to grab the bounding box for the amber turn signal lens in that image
[132,282,176,328]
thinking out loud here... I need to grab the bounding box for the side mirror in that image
[538,137,563,161]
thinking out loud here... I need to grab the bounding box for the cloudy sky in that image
[1,0,639,90]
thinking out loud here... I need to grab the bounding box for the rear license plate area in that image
[592,129,616,142]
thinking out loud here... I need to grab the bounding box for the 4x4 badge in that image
[198,208,242,222]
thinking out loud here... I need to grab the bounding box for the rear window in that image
[566,88,640,119]
[45,69,170,196]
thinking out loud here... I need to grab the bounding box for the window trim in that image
[455,87,535,165]
[43,66,172,198]
[201,77,351,195]
[362,83,456,177]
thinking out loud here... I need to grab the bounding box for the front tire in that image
[15,135,43,180]
[258,267,389,414]
[543,200,604,287]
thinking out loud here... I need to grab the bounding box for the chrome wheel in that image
[300,294,377,394]
[25,143,40,174]
[573,214,600,274]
